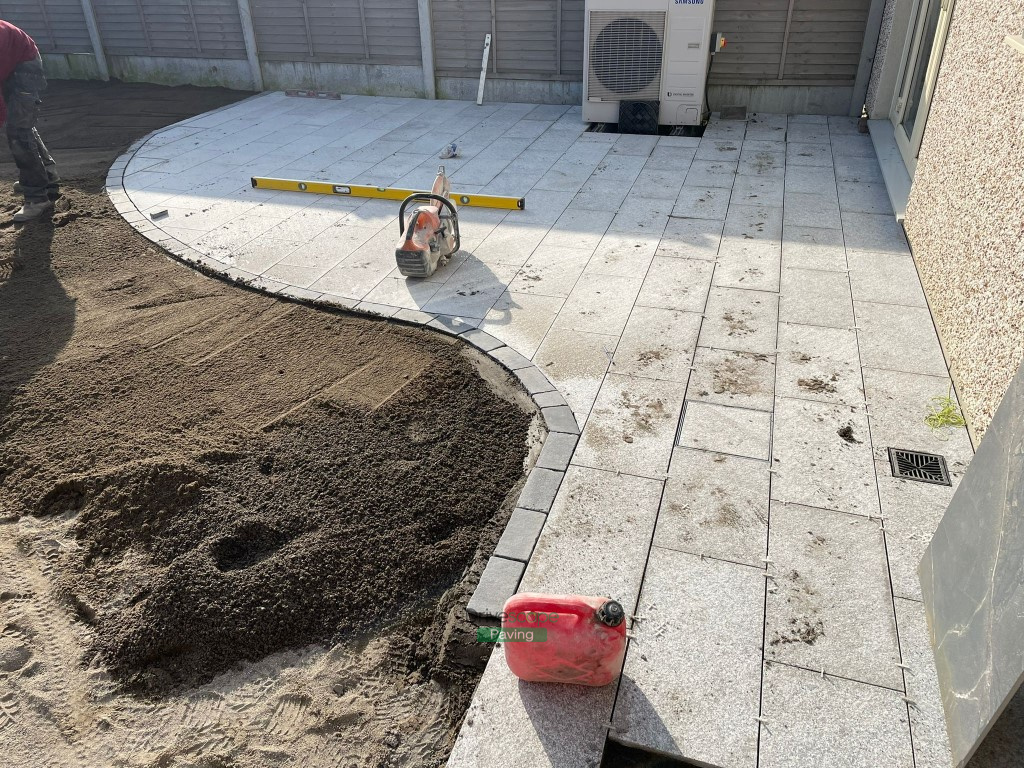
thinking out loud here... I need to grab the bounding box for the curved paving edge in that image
[105,121,578,620]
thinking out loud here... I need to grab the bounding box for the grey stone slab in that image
[573,373,687,478]
[695,138,744,162]
[678,401,772,461]
[783,191,842,229]
[514,365,556,396]
[863,367,974,473]
[828,115,862,136]
[776,323,864,406]
[536,432,578,471]
[855,301,948,377]
[686,347,776,412]
[541,404,580,435]
[771,397,880,517]
[737,149,786,178]
[847,250,927,307]
[786,142,833,167]
[611,305,702,383]
[780,268,855,328]
[466,556,525,618]
[683,159,738,188]
[877,458,958,601]
[460,328,505,351]
[673,185,732,220]
[838,182,894,216]
[784,164,839,197]
[428,313,479,335]
[830,134,876,158]
[534,328,614,425]
[612,548,762,766]
[522,465,664,610]
[920,359,1024,767]
[732,174,784,207]
[766,502,903,689]
[490,344,533,371]
[447,646,615,768]
[657,216,724,260]
[552,272,644,337]
[842,211,911,255]
[781,225,847,272]
[743,139,787,154]
[698,286,779,355]
[586,231,659,277]
[494,508,547,562]
[724,202,784,242]
[636,256,714,313]
[657,448,770,566]
[759,662,914,768]
[895,597,954,768]
[714,239,782,293]
[517,468,564,512]
[702,118,747,141]
[834,156,886,184]
[532,390,566,409]
[786,123,830,144]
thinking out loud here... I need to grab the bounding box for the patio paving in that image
[107,94,974,768]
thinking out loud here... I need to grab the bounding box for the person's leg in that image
[6,58,50,203]
[33,128,60,188]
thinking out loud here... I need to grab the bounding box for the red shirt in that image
[0,20,41,125]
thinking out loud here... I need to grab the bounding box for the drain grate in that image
[888,447,951,486]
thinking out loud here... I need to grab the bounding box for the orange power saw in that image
[395,165,460,278]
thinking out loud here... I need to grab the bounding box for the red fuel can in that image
[501,593,627,686]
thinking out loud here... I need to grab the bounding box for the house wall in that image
[2,0,882,114]
[898,1,1024,436]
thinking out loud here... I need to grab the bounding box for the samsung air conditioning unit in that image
[583,0,717,127]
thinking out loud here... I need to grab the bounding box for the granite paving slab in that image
[613,548,763,768]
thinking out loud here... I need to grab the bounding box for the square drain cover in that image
[888,447,951,486]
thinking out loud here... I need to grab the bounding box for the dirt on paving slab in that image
[0,80,535,767]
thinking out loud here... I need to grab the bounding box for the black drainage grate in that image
[888,447,951,486]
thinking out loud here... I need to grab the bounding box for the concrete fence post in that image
[417,0,436,99]
[236,0,264,91]
[79,0,109,81]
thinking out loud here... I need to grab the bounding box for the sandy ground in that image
[0,80,535,767]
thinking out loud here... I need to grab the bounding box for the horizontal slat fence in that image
[711,0,873,84]
[431,0,584,78]
[1,0,874,98]
[1,0,92,53]
[250,0,421,65]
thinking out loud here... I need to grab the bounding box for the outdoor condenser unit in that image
[583,0,718,127]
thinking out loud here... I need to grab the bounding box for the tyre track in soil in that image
[0,80,536,767]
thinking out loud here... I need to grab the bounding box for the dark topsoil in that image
[0,78,530,720]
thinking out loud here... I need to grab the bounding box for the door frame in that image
[889,0,956,175]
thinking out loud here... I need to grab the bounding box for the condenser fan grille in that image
[588,11,666,101]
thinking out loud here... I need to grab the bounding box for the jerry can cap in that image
[596,599,625,627]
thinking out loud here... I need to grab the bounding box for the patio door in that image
[891,0,956,173]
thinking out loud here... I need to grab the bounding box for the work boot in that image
[12,200,54,222]
[13,181,60,200]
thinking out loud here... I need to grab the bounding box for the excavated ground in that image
[0,79,533,767]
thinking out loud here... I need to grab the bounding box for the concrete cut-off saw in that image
[394,165,460,278]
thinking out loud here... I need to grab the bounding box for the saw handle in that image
[398,193,461,253]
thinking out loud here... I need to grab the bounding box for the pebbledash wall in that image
[1,0,885,115]
[867,0,1024,437]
